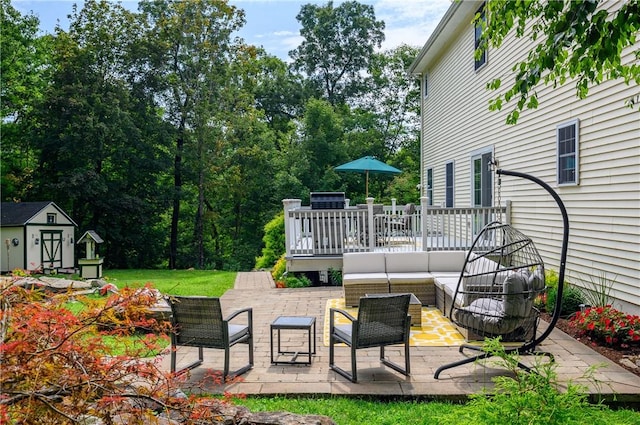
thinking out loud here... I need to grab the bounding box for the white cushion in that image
[428,251,467,272]
[387,272,434,284]
[384,252,429,273]
[342,252,386,274]
[342,272,388,284]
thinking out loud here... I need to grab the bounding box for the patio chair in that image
[386,203,416,243]
[329,293,411,382]
[168,296,253,378]
[355,203,385,246]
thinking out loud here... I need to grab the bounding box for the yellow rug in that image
[324,299,466,347]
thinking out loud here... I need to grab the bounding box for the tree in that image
[479,0,640,124]
[290,1,385,105]
[139,0,246,268]
[0,0,50,201]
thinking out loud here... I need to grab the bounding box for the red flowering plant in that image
[570,305,640,348]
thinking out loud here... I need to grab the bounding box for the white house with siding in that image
[409,1,639,314]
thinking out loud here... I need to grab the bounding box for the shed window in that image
[557,119,580,185]
[47,213,57,224]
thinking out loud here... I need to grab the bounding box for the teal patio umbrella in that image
[335,156,401,197]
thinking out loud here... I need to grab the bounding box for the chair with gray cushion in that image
[329,293,411,382]
[169,296,253,378]
[434,221,547,378]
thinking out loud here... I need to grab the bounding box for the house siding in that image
[416,2,640,313]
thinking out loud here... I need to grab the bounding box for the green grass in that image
[233,396,640,425]
[103,269,237,296]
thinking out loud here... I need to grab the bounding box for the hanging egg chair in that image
[434,169,569,379]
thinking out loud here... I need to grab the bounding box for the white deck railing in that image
[283,198,510,257]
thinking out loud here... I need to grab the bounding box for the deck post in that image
[366,197,375,250]
[420,196,428,252]
[283,199,301,258]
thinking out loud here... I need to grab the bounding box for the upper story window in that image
[47,213,57,224]
[423,73,428,98]
[557,119,580,185]
[474,4,487,70]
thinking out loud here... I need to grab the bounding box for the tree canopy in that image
[480,0,640,124]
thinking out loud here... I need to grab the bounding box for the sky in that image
[12,0,451,61]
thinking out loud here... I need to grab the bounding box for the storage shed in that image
[0,202,77,273]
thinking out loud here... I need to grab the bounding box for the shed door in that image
[41,231,62,269]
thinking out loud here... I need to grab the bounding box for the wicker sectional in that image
[342,251,468,307]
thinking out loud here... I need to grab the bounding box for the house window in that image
[47,213,57,224]
[474,4,487,70]
[423,73,428,98]
[426,168,433,206]
[472,151,493,207]
[557,119,580,185]
[445,161,454,208]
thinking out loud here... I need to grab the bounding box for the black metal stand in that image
[434,169,569,379]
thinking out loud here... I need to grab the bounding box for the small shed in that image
[0,202,77,273]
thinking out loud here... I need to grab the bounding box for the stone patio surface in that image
[160,272,640,404]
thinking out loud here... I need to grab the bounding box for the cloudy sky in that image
[13,0,451,60]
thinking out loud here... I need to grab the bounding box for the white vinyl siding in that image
[417,1,640,313]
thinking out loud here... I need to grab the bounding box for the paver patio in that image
[160,272,640,404]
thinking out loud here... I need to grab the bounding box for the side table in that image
[270,316,316,365]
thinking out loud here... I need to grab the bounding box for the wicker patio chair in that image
[329,293,411,382]
[168,296,253,378]
[386,203,416,243]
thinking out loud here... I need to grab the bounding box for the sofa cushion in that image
[428,251,467,272]
[384,251,429,273]
[342,272,388,284]
[342,252,386,274]
[387,272,433,284]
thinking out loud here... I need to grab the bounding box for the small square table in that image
[270,316,316,365]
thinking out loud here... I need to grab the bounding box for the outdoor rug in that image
[323,298,465,347]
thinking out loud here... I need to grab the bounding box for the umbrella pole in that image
[365,170,369,198]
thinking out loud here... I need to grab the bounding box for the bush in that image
[255,212,285,270]
[284,274,312,288]
[570,305,640,347]
[271,254,287,284]
[0,282,240,423]
[546,283,584,318]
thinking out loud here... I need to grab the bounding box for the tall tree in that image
[290,1,385,105]
[139,0,245,268]
[29,0,170,267]
[0,0,50,201]
[479,0,640,124]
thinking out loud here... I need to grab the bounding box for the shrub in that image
[255,212,285,270]
[576,270,616,308]
[328,267,342,286]
[466,337,604,425]
[271,254,287,283]
[570,305,640,348]
[546,283,584,318]
[284,274,312,288]
[0,282,241,423]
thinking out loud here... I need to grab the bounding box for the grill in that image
[310,192,345,210]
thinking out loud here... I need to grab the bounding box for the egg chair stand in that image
[434,169,569,379]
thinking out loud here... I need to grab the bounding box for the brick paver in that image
[160,272,640,402]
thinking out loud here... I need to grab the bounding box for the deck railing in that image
[283,197,510,257]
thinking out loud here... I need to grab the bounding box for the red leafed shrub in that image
[0,281,242,424]
[570,305,640,348]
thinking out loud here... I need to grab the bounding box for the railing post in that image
[366,197,375,250]
[505,199,512,225]
[391,198,397,215]
[420,196,428,252]
[283,199,301,258]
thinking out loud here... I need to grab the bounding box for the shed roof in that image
[0,202,77,227]
[77,230,104,244]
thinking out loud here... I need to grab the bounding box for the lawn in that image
[103,269,237,296]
